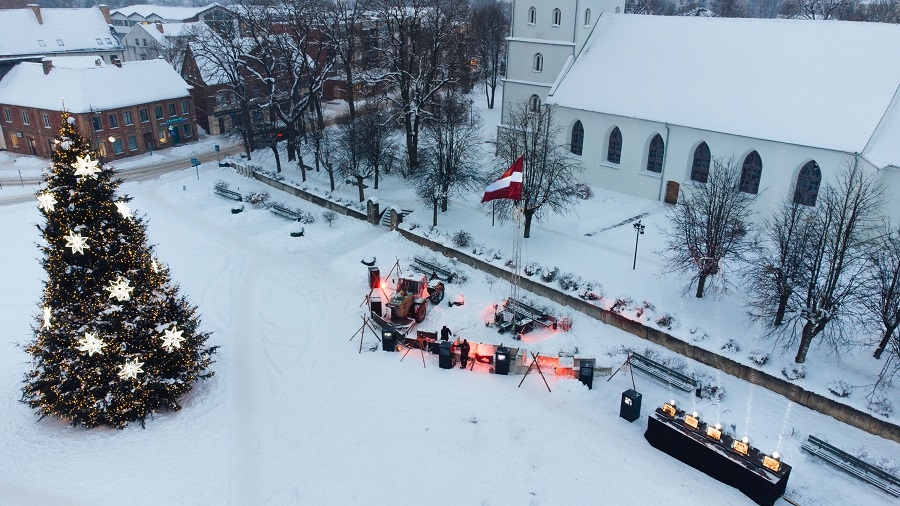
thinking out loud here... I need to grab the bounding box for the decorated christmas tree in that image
[22,111,217,429]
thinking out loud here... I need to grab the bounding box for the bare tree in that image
[864,0,900,22]
[711,0,749,16]
[494,102,583,239]
[413,92,484,226]
[779,0,854,19]
[866,225,900,360]
[318,0,369,122]
[356,101,399,190]
[745,198,816,326]
[662,156,755,298]
[775,159,885,364]
[626,0,677,15]
[471,0,509,110]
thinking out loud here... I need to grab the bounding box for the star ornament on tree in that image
[160,326,186,352]
[64,231,90,254]
[115,201,132,219]
[76,332,106,356]
[73,155,101,179]
[105,275,134,302]
[37,192,57,212]
[118,359,144,380]
[42,306,52,329]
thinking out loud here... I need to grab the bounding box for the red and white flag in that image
[482,156,524,203]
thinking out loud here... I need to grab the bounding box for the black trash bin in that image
[494,346,510,375]
[381,327,396,352]
[439,341,454,369]
[578,359,595,389]
[368,266,380,289]
[620,389,642,423]
[370,296,382,318]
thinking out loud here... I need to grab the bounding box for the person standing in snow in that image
[440,325,451,341]
[459,339,470,369]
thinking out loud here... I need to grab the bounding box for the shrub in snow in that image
[408,222,420,230]
[642,301,656,312]
[558,315,573,331]
[827,380,852,398]
[571,183,594,200]
[492,250,503,260]
[689,327,708,342]
[452,230,473,248]
[523,262,542,277]
[246,191,270,207]
[748,349,770,366]
[721,339,741,352]
[214,180,229,191]
[504,258,515,268]
[867,395,894,418]
[558,272,581,291]
[540,266,559,282]
[611,296,633,314]
[300,212,316,224]
[578,285,603,301]
[781,364,805,380]
[322,211,337,227]
[656,313,676,330]
[693,374,726,401]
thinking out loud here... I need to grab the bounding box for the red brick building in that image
[0,56,196,160]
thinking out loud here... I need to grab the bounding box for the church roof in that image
[547,14,900,166]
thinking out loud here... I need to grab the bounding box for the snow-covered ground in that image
[0,92,897,505]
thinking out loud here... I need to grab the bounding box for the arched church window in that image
[552,8,561,26]
[529,95,541,113]
[570,121,584,156]
[584,9,592,26]
[647,134,664,173]
[607,127,622,164]
[793,160,821,206]
[739,150,763,194]
[533,53,543,72]
[690,142,711,183]
[528,7,536,25]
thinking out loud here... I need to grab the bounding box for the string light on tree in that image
[159,326,185,352]
[76,332,106,356]
[37,192,57,212]
[64,231,89,254]
[117,359,144,380]
[104,275,134,302]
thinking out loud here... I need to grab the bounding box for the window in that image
[158,127,167,143]
[739,150,763,194]
[552,8,561,26]
[38,40,46,47]
[134,38,140,46]
[20,111,30,125]
[529,94,541,113]
[528,6,536,24]
[98,143,107,157]
[139,108,149,122]
[127,135,138,151]
[108,113,119,128]
[584,9,591,26]
[155,105,164,119]
[168,103,176,116]
[607,127,622,164]
[42,113,50,129]
[646,134,664,173]
[96,38,103,45]
[92,116,102,131]
[570,121,584,156]
[56,39,65,46]
[690,142,711,183]
[123,111,133,125]
[181,101,189,114]
[143,38,148,46]
[533,53,543,72]
[9,132,19,148]
[182,124,192,138]
[105,38,112,44]
[112,138,124,154]
[793,160,821,206]
[4,108,11,123]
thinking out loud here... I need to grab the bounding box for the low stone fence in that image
[248,169,369,222]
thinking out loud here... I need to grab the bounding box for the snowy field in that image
[0,93,898,504]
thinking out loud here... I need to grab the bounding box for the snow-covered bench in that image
[802,435,900,497]
[214,187,242,201]
[629,352,697,392]
[270,204,301,221]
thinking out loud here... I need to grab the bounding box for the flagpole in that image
[492,200,495,226]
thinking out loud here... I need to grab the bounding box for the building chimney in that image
[42,59,52,75]
[28,4,42,25]
[155,20,164,33]
[98,4,111,24]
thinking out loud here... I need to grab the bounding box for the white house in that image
[0,5,124,63]
[122,21,200,64]
[501,5,900,224]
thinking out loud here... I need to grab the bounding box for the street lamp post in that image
[632,220,645,270]
[469,99,474,125]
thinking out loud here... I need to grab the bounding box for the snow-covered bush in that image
[300,212,316,224]
[867,395,894,418]
[781,364,805,380]
[720,339,741,352]
[322,211,337,227]
[689,327,708,342]
[611,296,632,314]
[693,373,726,401]
[570,183,594,200]
[656,313,676,330]
[452,230,473,248]
[558,272,582,291]
[558,315,573,331]
[578,283,603,301]
[540,266,559,282]
[246,191,270,207]
[523,262,542,276]
[407,222,420,230]
[214,180,229,191]
[827,380,852,398]
[748,350,770,366]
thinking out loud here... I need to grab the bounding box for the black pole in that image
[633,228,640,270]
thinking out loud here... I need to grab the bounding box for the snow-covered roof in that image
[127,21,202,46]
[111,4,219,21]
[547,14,900,161]
[0,58,191,113]
[0,7,123,58]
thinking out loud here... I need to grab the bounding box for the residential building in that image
[110,4,235,37]
[0,5,124,64]
[122,20,200,65]
[0,56,196,159]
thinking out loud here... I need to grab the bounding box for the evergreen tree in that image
[22,111,217,429]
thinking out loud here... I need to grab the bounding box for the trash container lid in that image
[496,346,509,353]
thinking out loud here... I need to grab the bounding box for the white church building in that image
[501,3,900,223]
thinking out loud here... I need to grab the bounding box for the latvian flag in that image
[481,156,524,203]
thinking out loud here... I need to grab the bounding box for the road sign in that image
[215,144,220,152]
[191,158,201,166]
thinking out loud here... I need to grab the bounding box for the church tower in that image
[501,0,624,124]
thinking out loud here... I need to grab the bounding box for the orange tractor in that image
[386,274,444,323]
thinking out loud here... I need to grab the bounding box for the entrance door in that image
[26,136,37,155]
[143,132,153,152]
[218,117,226,134]
[170,126,181,145]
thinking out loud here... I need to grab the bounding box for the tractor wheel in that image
[414,303,426,323]
[430,284,445,304]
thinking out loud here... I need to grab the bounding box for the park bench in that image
[507,297,558,330]
[270,204,301,221]
[629,352,697,392]
[495,297,558,336]
[413,256,456,283]
[214,187,242,201]
[801,435,900,497]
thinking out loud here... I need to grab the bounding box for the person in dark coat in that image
[459,339,470,369]
[440,325,451,341]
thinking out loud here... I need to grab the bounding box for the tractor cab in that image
[386,274,444,323]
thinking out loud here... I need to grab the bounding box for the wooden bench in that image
[413,256,456,283]
[214,187,242,201]
[270,204,301,221]
[629,352,697,392]
[801,435,900,497]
